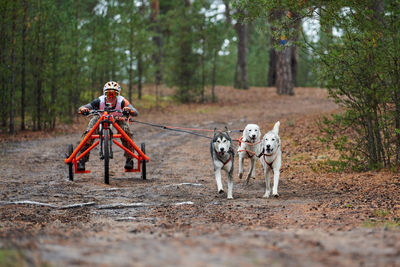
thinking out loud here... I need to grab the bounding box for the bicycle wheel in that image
[104,130,110,184]
[141,143,146,180]
[67,144,74,181]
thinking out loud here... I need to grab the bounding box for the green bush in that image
[315,1,400,170]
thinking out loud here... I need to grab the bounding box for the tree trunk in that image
[234,18,248,89]
[290,11,301,87]
[72,0,79,118]
[128,19,134,102]
[276,46,294,95]
[50,38,58,129]
[176,0,193,102]
[223,1,248,89]
[211,49,217,103]
[291,46,298,87]
[268,46,277,86]
[20,0,27,131]
[90,18,97,100]
[150,0,162,86]
[150,0,162,109]
[9,4,17,134]
[137,53,143,100]
[1,2,11,129]
[366,115,377,166]
[36,79,42,130]
[200,21,206,102]
[394,91,400,164]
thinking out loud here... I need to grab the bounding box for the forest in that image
[0,2,400,265]
[1,0,317,131]
[1,0,400,169]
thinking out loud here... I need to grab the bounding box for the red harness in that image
[217,152,232,167]
[262,149,280,170]
[237,137,261,158]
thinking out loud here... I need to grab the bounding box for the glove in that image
[79,107,89,115]
[122,107,130,116]
[123,107,137,116]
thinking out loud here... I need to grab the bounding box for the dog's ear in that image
[223,131,231,142]
[224,126,229,132]
[243,125,248,138]
[272,121,280,135]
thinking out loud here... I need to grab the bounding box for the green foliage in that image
[163,0,202,102]
[363,209,400,230]
[247,19,270,86]
[315,1,400,170]
[0,0,315,131]
[238,0,400,170]
[0,249,26,267]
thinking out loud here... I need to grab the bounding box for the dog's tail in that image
[272,121,280,135]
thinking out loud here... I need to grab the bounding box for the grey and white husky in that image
[210,129,235,199]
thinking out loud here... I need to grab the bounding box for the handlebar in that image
[80,109,137,119]
[82,109,123,116]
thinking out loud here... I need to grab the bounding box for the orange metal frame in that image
[64,111,149,174]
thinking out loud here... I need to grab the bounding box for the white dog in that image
[260,121,282,198]
[237,124,262,184]
[210,129,235,199]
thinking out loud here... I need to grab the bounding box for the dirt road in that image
[0,87,399,266]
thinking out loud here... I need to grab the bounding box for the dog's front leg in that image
[227,172,233,199]
[238,155,244,179]
[263,167,271,198]
[272,170,280,197]
[245,157,255,184]
[251,157,257,179]
[215,168,224,194]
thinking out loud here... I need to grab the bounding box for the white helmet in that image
[103,81,121,94]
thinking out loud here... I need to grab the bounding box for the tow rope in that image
[133,120,213,139]
[132,119,243,141]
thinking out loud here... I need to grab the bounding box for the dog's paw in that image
[227,195,233,200]
[273,193,280,198]
[238,172,243,179]
[218,189,225,194]
[263,191,271,198]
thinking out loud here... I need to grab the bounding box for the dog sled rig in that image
[65,112,269,184]
[65,105,149,184]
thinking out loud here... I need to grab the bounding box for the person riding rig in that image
[77,81,138,171]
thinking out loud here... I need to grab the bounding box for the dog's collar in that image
[216,151,225,157]
[239,137,261,146]
[261,144,281,156]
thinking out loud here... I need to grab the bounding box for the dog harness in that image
[217,152,233,167]
[261,145,281,171]
[237,137,261,158]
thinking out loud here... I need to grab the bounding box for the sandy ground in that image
[0,86,399,266]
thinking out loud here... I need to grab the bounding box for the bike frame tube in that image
[65,110,149,169]
[76,140,100,162]
[91,134,121,139]
[112,121,149,161]
[65,117,102,164]
[112,140,139,159]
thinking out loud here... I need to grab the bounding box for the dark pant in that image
[78,115,134,163]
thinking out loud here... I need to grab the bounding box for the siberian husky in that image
[237,124,262,184]
[260,121,282,198]
[210,129,235,199]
